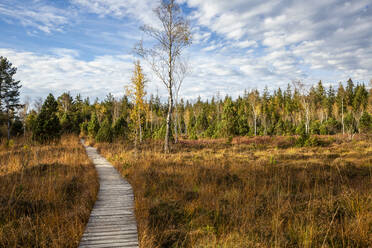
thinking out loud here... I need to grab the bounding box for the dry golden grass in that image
[97,135,372,248]
[0,135,98,248]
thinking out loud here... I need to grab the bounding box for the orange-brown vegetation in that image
[0,135,98,248]
[97,135,372,247]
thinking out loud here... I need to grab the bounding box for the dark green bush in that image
[113,116,128,138]
[95,119,113,142]
[10,118,23,137]
[310,120,321,134]
[80,121,89,136]
[359,112,371,133]
[87,113,99,138]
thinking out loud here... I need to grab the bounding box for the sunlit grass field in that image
[96,135,372,248]
[0,135,98,248]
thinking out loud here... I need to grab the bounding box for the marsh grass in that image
[97,135,372,248]
[0,135,98,248]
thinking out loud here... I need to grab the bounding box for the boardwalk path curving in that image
[79,140,139,248]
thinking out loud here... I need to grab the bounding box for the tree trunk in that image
[165,14,173,153]
[150,106,153,134]
[164,87,173,153]
[7,115,10,140]
[138,111,142,143]
[134,127,138,149]
[305,104,310,134]
[341,99,345,135]
[305,111,309,134]
[254,114,257,136]
[179,116,182,135]
[174,101,178,143]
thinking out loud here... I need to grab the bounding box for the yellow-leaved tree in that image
[126,61,147,147]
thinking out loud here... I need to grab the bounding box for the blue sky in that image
[0,0,371,103]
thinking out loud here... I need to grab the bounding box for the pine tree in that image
[345,78,355,106]
[221,96,237,137]
[0,56,22,139]
[32,94,61,143]
[352,84,368,132]
[326,86,335,119]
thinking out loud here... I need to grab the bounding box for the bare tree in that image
[135,0,191,153]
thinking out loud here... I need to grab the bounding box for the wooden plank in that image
[79,140,139,248]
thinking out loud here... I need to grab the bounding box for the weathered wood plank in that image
[79,140,139,248]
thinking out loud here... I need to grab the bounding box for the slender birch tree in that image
[135,0,191,153]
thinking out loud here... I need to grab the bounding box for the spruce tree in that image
[345,78,355,106]
[33,94,61,143]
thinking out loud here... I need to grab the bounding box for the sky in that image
[0,0,371,103]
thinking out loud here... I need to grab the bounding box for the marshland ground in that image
[0,135,98,248]
[96,135,372,248]
[2,134,370,248]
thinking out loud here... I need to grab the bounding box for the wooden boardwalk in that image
[79,141,139,248]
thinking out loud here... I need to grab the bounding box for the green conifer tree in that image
[0,56,22,139]
[32,94,61,143]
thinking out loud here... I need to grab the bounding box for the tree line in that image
[1,56,371,148]
[7,79,372,139]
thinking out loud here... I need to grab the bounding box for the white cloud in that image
[0,2,71,33]
[234,40,257,48]
[183,0,372,86]
[0,48,137,100]
[71,0,160,25]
